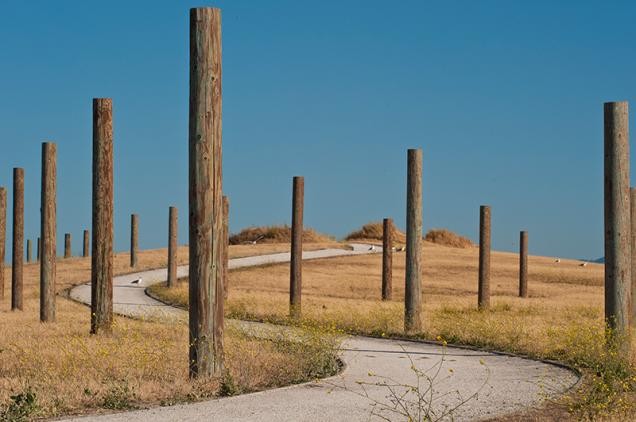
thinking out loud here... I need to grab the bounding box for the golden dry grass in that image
[229,225,336,245]
[0,244,341,419]
[424,228,473,248]
[152,242,636,419]
[345,221,407,244]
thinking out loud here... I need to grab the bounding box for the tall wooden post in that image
[83,230,89,257]
[130,214,138,267]
[91,98,114,334]
[290,176,304,319]
[519,230,528,298]
[0,187,6,301]
[189,7,224,378]
[631,188,636,321]
[26,239,32,263]
[604,101,631,342]
[11,168,24,311]
[405,149,422,333]
[478,206,491,310]
[222,196,229,300]
[167,206,178,288]
[382,218,393,301]
[41,142,57,322]
[64,233,71,258]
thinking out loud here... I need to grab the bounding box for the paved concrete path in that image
[66,244,579,421]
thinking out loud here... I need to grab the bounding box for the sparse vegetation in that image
[0,246,340,419]
[229,225,335,245]
[151,242,636,420]
[424,229,473,248]
[345,221,406,244]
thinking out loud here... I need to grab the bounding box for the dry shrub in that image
[424,229,473,248]
[345,222,406,244]
[229,225,334,245]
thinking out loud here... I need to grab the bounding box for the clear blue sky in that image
[0,0,635,260]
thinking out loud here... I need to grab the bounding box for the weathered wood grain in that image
[290,176,304,319]
[405,149,422,333]
[11,168,24,311]
[188,7,224,378]
[91,98,114,334]
[382,218,393,301]
[41,142,57,322]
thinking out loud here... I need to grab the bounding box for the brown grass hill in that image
[424,229,473,248]
[345,222,407,244]
[229,225,335,245]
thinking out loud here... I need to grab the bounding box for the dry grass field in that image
[152,240,636,420]
[0,242,343,420]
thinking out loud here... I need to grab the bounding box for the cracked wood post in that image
[382,218,393,301]
[632,188,636,321]
[26,239,32,263]
[478,205,491,310]
[604,101,631,345]
[519,230,528,298]
[405,149,422,333]
[223,195,229,300]
[290,176,304,319]
[12,168,24,311]
[189,7,224,378]
[168,206,178,288]
[130,214,138,267]
[83,230,89,257]
[64,233,71,258]
[91,98,114,334]
[41,142,57,322]
[0,187,5,301]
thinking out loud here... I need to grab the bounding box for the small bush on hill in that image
[345,222,406,244]
[229,225,334,245]
[424,229,473,248]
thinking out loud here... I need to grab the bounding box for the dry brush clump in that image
[345,221,406,244]
[424,229,473,248]
[229,225,335,245]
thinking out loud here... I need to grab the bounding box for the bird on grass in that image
[131,277,142,285]
[580,262,588,267]
[555,258,561,263]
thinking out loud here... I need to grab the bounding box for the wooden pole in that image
[604,101,631,342]
[631,188,636,321]
[11,168,24,311]
[478,205,491,310]
[188,7,224,378]
[83,230,89,257]
[41,142,57,322]
[64,233,71,258]
[519,230,528,298]
[167,206,178,288]
[0,187,5,301]
[222,195,229,300]
[26,239,32,263]
[405,149,422,333]
[382,218,393,301]
[91,98,114,334]
[130,214,138,267]
[290,176,304,319]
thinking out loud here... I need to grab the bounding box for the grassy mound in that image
[345,222,406,244]
[424,229,473,248]
[229,225,334,245]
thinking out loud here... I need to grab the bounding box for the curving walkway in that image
[66,244,579,421]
